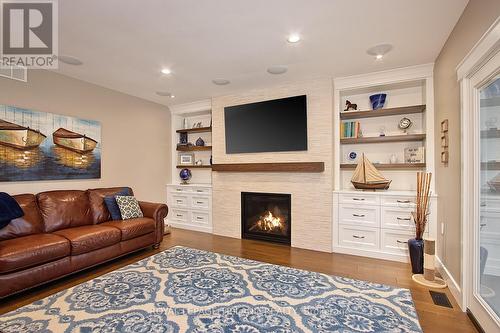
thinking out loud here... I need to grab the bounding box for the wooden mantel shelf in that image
[211,162,325,173]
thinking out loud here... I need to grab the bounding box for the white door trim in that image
[458,17,500,332]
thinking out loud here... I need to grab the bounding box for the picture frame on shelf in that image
[441,151,449,164]
[441,135,448,148]
[179,153,194,165]
[441,119,449,132]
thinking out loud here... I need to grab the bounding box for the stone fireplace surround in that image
[210,78,333,252]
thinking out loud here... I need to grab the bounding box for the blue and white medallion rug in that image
[0,246,422,332]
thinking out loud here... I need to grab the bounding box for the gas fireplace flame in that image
[254,211,283,232]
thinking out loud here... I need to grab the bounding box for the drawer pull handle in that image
[480,223,487,227]
[397,217,411,221]
[196,201,204,204]
[197,190,204,192]
[352,198,365,201]
[396,240,407,244]
[176,214,183,217]
[352,214,365,217]
[352,235,365,239]
[176,200,183,203]
[196,217,204,220]
[397,200,411,203]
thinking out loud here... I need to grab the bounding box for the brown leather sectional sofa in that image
[0,187,168,299]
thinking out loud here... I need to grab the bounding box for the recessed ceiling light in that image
[267,66,288,75]
[156,91,173,97]
[57,55,83,65]
[366,44,393,60]
[161,68,171,75]
[287,34,301,43]
[212,78,230,85]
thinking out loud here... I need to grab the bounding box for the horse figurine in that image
[344,100,358,111]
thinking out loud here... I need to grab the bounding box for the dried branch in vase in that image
[412,172,432,240]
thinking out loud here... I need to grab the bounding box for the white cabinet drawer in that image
[192,187,211,195]
[170,186,191,194]
[381,196,415,208]
[339,193,379,206]
[381,229,413,255]
[170,209,189,223]
[339,205,379,227]
[339,226,379,250]
[171,194,189,208]
[381,207,415,231]
[191,211,210,225]
[191,196,210,210]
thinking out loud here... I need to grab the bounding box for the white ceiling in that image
[55,0,468,106]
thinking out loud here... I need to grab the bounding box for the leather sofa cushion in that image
[37,190,93,232]
[53,225,121,255]
[0,194,44,241]
[0,233,70,274]
[87,187,133,224]
[102,218,155,241]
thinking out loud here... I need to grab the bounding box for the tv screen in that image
[224,95,307,154]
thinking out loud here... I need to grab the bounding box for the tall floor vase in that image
[408,238,424,274]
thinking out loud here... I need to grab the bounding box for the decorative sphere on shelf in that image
[179,168,192,184]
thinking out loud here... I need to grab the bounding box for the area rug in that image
[0,246,422,332]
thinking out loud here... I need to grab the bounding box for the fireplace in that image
[241,192,291,245]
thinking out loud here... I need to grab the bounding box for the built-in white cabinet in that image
[166,184,212,233]
[333,190,437,262]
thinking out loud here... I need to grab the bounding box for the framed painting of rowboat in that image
[0,105,101,181]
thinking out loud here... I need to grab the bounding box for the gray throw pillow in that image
[115,196,143,220]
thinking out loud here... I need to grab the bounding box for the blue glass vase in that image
[408,238,424,274]
[369,93,387,110]
[195,137,205,146]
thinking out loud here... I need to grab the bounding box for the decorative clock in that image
[398,117,412,133]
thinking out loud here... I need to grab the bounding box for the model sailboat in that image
[351,154,391,190]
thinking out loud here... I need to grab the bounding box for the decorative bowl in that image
[179,168,192,184]
[369,93,387,110]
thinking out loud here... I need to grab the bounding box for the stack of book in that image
[341,121,361,139]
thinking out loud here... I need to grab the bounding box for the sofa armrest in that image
[138,201,168,246]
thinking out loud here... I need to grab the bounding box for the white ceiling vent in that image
[0,62,27,82]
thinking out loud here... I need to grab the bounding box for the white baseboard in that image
[332,246,409,263]
[436,255,464,310]
[167,221,213,234]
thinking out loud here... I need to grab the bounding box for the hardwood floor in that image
[0,228,477,332]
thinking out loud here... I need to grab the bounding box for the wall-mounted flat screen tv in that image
[224,95,307,154]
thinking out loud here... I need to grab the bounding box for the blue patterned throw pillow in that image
[104,188,130,220]
[115,196,143,220]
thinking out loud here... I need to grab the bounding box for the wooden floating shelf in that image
[212,162,324,173]
[481,129,500,139]
[176,126,212,134]
[176,165,212,169]
[340,105,426,120]
[176,146,212,151]
[340,163,426,170]
[341,134,426,144]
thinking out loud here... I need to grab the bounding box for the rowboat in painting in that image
[53,128,98,154]
[0,119,47,149]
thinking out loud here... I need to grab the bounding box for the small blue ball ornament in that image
[179,168,192,184]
